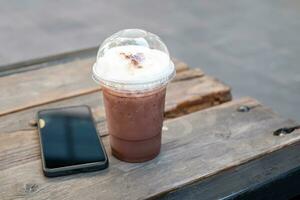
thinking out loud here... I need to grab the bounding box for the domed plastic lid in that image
[92,29,175,92]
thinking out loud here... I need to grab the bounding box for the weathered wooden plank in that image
[172,68,203,82]
[0,73,230,134]
[165,76,231,118]
[0,58,188,116]
[0,93,105,134]
[0,47,97,76]
[1,98,300,200]
[159,141,300,200]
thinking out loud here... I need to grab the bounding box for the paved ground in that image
[0,0,299,121]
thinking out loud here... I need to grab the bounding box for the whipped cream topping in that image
[93,45,175,90]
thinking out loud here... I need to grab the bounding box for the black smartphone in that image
[37,105,108,177]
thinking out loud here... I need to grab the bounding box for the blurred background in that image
[0,0,299,121]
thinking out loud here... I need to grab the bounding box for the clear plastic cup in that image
[92,29,175,162]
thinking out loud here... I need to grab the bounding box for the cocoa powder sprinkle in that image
[120,52,145,69]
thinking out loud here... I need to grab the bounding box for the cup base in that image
[111,147,160,163]
[110,134,161,163]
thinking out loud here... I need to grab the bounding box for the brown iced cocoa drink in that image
[102,87,166,162]
[92,29,175,162]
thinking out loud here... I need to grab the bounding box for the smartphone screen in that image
[38,106,107,171]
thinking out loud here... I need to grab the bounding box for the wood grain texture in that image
[165,75,231,118]
[0,71,230,134]
[0,58,188,116]
[1,98,300,200]
[172,68,203,82]
[0,47,97,76]
[159,141,300,200]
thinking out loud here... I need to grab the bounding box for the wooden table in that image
[1,48,300,200]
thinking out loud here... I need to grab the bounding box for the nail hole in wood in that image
[273,126,300,136]
[237,105,250,112]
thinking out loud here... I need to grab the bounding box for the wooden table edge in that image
[156,127,300,200]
